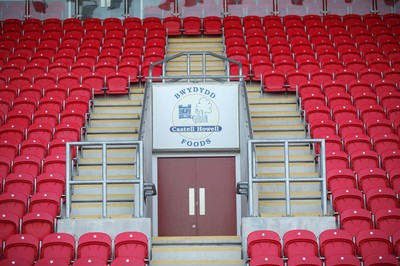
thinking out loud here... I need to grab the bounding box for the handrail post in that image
[65,143,72,219]
[102,143,107,218]
[138,141,144,217]
[284,141,291,216]
[187,53,190,82]
[248,140,254,216]
[320,139,328,216]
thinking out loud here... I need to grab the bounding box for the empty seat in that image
[36,172,66,197]
[4,173,35,198]
[114,231,149,260]
[0,124,27,143]
[332,188,364,214]
[21,212,54,241]
[40,232,76,264]
[20,138,48,159]
[287,255,322,266]
[365,187,399,213]
[372,133,400,155]
[381,149,400,172]
[29,191,61,218]
[6,109,33,128]
[325,151,350,172]
[12,154,42,176]
[356,229,393,258]
[331,104,358,123]
[325,254,361,266]
[362,254,399,266]
[343,134,372,155]
[283,229,318,258]
[110,257,146,266]
[183,16,202,35]
[314,134,343,154]
[357,167,389,193]
[350,150,380,172]
[0,258,31,266]
[203,16,222,35]
[35,258,70,266]
[27,123,54,143]
[54,123,82,141]
[43,154,66,178]
[72,257,108,266]
[340,208,373,237]
[358,104,386,123]
[0,139,19,161]
[327,168,357,193]
[365,118,394,138]
[303,105,331,124]
[308,119,336,139]
[0,212,20,241]
[106,72,130,95]
[247,230,282,258]
[262,70,286,92]
[4,234,40,264]
[374,208,400,236]
[319,229,356,259]
[77,232,112,262]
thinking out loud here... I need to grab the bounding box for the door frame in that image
[151,152,242,236]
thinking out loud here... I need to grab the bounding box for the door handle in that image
[199,188,205,215]
[189,188,195,215]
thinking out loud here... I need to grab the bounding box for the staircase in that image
[246,85,329,217]
[68,87,143,218]
[150,236,244,266]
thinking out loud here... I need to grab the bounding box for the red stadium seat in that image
[183,16,202,35]
[13,96,38,114]
[372,133,400,155]
[4,234,39,264]
[35,258,70,266]
[77,232,112,262]
[381,149,400,172]
[0,155,12,180]
[325,151,350,172]
[20,138,48,159]
[308,119,336,139]
[114,231,149,260]
[352,91,378,108]
[349,150,380,172]
[4,173,35,198]
[287,255,322,266]
[21,212,54,240]
[327,168,357,193]
[72,257,108,266]
[365,118,394,138]
[110,257,146,266]
[303,105,331,124]
[40,232,76,263]
[38,95,64,113]
[374,208,400,236]
[60,109,88,128]
[247,230,282,258]
[319,229,356,259]
[262,70,286,92]
[357,167,389,193]
[362,254,399,266]
[106,72,130,95]
[54,123,82,141]
[314,134,342,154]
[0,258,31,266]
[36,172,66,197]
[343,134,372,155]
[27,123,54,143]
[340,208,373,237]
[300,92,325,111]
[332,188,364,214]
[29,191,61,218]
[43,154,66,177]
[12,154,42,176]
[203,16,222,35]
[365,187,399,213]
[0,139,19,161]
[356,229,393,258]
[358,104,386,123]
[331,104,358,123]
[283,229,318,258]
[325,254,361,266]
[0,212,20,240]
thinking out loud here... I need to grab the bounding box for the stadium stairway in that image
[246,86,328,217]
[68,86,144,218]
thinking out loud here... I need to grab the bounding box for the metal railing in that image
[65,141,147,218]
[247,139,328,217]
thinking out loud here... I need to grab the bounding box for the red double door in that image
[158,157,237,236]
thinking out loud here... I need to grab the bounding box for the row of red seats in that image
[0,231,148,266]
[247,227,400,266]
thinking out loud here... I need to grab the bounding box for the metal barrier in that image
[64,141,151,218]
[246,139,328,217]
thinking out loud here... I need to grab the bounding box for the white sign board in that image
[152,83,239,150]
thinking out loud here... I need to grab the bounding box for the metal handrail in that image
[247,139,327,217]
[65,141,144,218]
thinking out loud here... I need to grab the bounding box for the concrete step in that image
[259,199,325,216]
[151,236,243,266]
[255,145,312,156]
[251,116,302,126]
[76,164,136,176]
[70,202,135,218]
